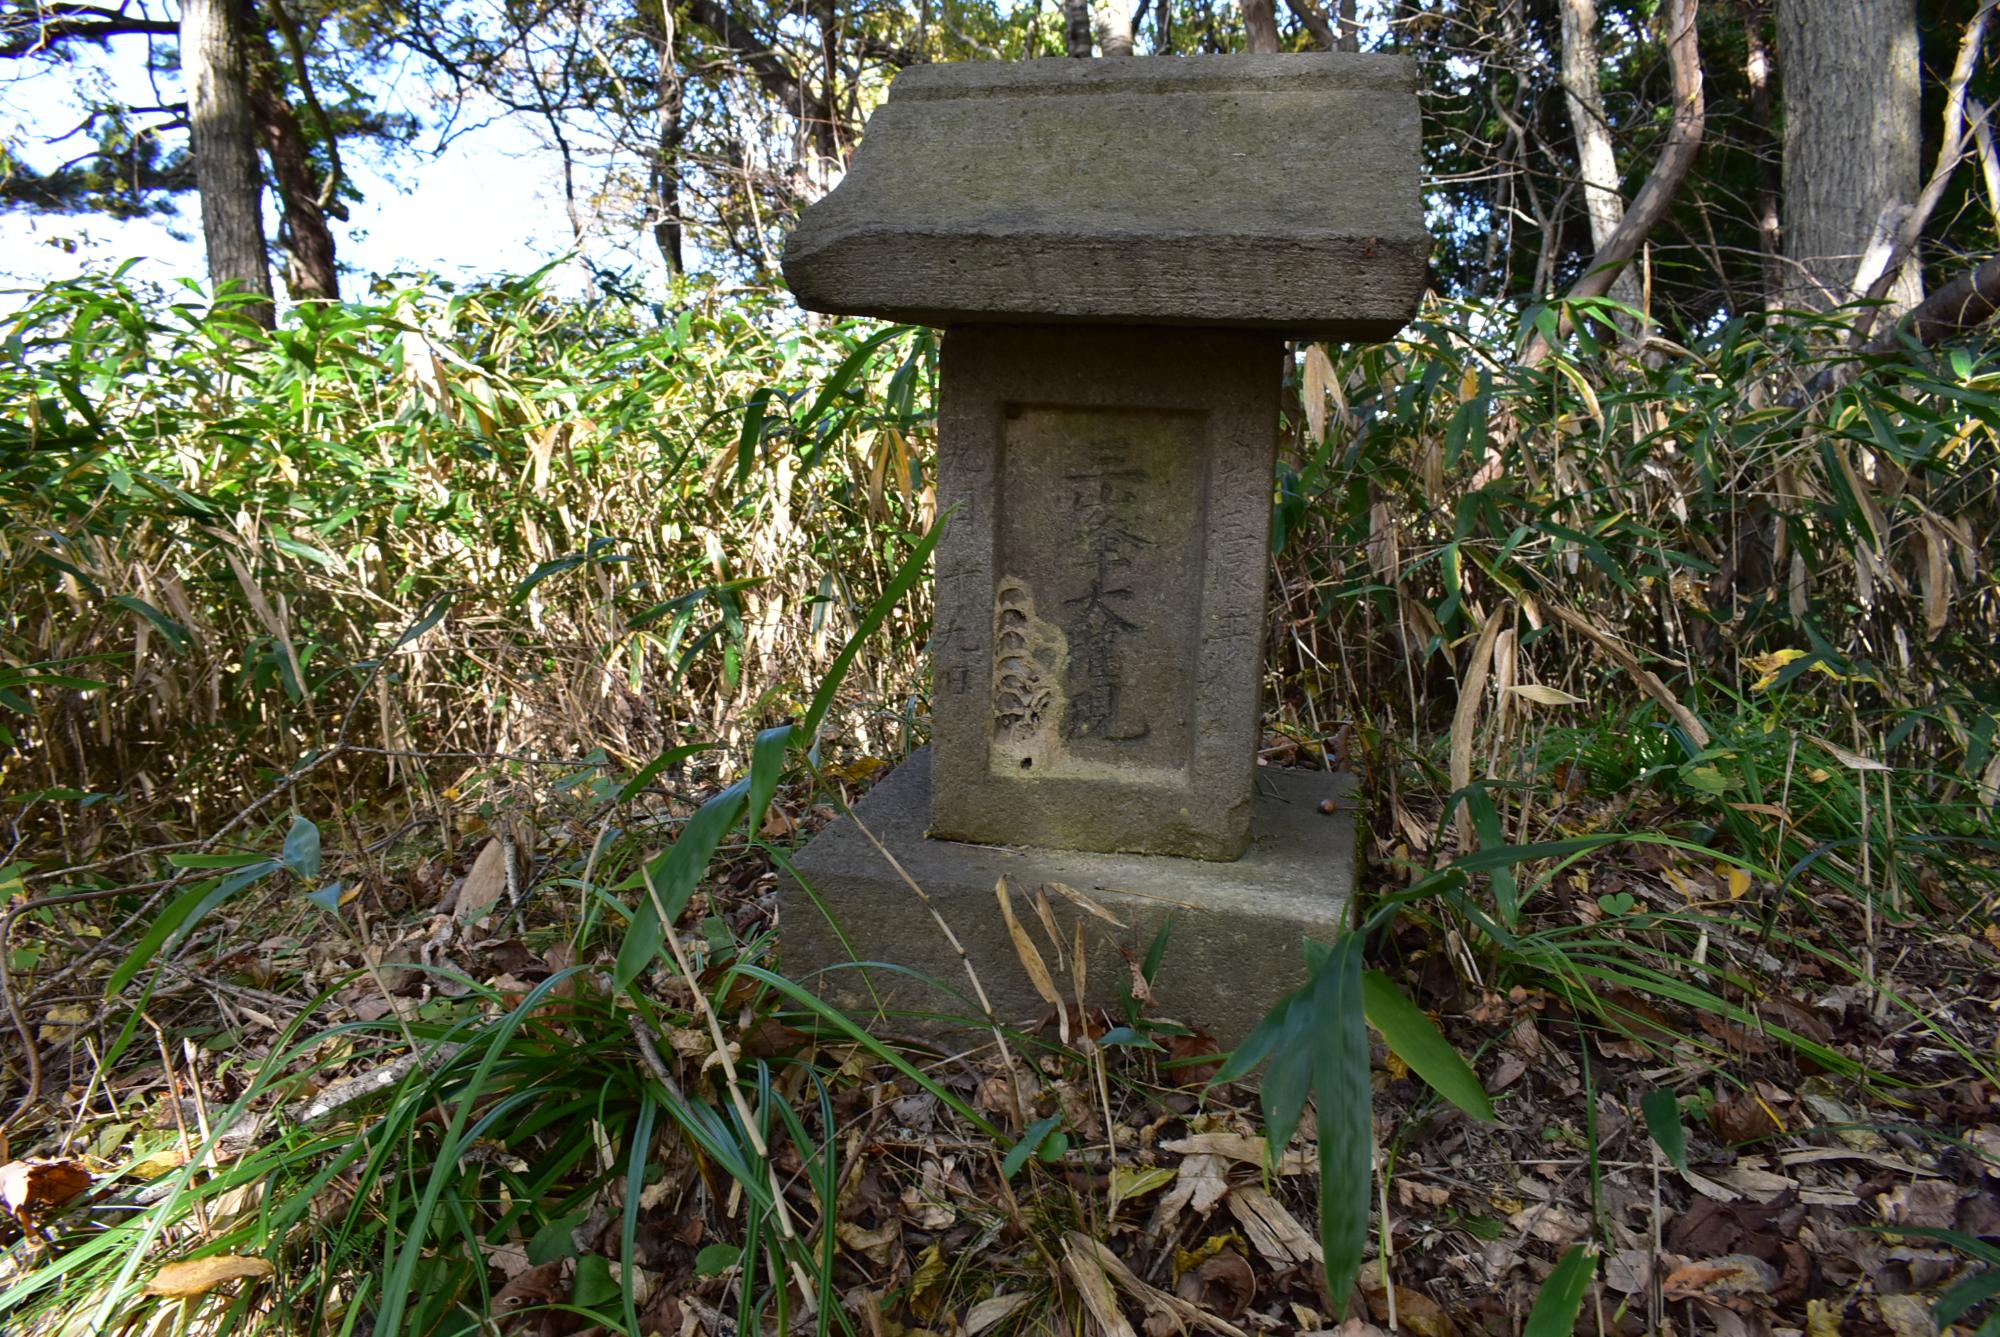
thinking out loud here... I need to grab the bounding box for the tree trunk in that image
[1776,0,1921,311]
[1522,0,1703,365]
[1064,0,1092,56]
[1745,13,1782,312]
[248,24,337,302]
[182,0,274,325]
[1558,0,1641,310]
[1241,0,1280,53]
[650,0,685,274]
[1094,0,1134,56]
[1335,0,1357,51]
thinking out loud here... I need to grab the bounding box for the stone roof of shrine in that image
[781,53,1428,340]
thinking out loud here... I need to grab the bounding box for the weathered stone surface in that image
[782,53,1427,339]
[929,325,1280,860]
[783,748,1355,1044]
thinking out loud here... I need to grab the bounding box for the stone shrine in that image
[779,53,1426,1041]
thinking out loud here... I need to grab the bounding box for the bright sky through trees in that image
[0,38,620,294]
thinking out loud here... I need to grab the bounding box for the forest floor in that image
[2,748,1996,1337]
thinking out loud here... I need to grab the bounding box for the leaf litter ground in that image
[1,761,1997,1337]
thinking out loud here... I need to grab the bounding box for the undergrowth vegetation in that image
[0,270,1996,1335]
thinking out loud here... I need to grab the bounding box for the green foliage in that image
[0,270,936,840]
[1524,1245,1597,1337]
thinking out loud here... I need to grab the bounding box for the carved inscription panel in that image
[989,406,1204,779]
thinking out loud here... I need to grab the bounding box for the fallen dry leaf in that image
[454,836,515,926]
[144,1254,275,1297]
[964,1293,1032,1335]
[836,1219,900,1267]
[1358,1276,1460,1337]
[1710,1091,1785,1145]
[1662,1254,1780,1303]
[1875,1179,1959,1230]
[1226,1186,1321,1267]
[1874,1293,1938,1337]
[37,1003,91,1045]
[0,1159,91,1222]
[1063,1233,1139,1337]
[1152,1151,1232,1226]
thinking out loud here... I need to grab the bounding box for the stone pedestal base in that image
[780,749,1356,1045]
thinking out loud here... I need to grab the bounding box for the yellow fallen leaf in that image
[126,1148,189,1180]
[145,1255,274,1297]
[38,1004,90,1045]
[1746,647,1808,692]
[1722,867,1752,899]
[1110,1164,1177,1209]
[909,1241,948,1320]
[1805,1297,1843,1337]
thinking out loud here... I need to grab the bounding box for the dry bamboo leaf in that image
[144,1255,275,1297]
[1032,885,1066,969]
[1546,602,1710,747]
[1919,518,1953,635]
[1045,881,1126,927]
[1808,736,1891,771]
[1449,606,1508,850]
[994,878,1065,1038]
[1072,915,1087,1022]
[1068,1232,1249,1337]
[1160,1133,1310,1173]
[1062,1234,1138,1337]
[1302,344,1333,444]
[1226,1185,1322,1266]
[1505,684,1586,706]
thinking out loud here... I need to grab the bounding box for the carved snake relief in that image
[992,581,1054,741]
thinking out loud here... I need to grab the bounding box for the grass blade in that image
[1361,969,1496,1123]
[1525,1246,1596,1337]
[1312,933,1371,1318]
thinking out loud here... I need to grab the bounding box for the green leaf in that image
[528,1212,588,1265]
[167,852,275,870]
[1524,1246,1596,1337]
[613,777,749,988]
[1312,933,1372,1319]
[1260,992,1317,1157]
[694,1243,742,1277]
[1934,1265,2000,1328]
[1361,970,1496,1123]
[616,743,716,804]
[511,553,591,603]
[1640,1088,1688,1173]
[392,592,454,649]
[306,881,345,913]
[1681,763,1732,795]
[796,326,910,430]
[735,387,777,484]
[1213,986,1295,1087]
[1142,914,1173,984]
[111,596,190,651]
[744,723,794,841]
[571,1254,619,1311]
[282,816,321,878]
[106,861,277,996]
[1003,1115,1061,1181]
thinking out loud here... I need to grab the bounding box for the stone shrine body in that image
[780,53,1426,1040]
